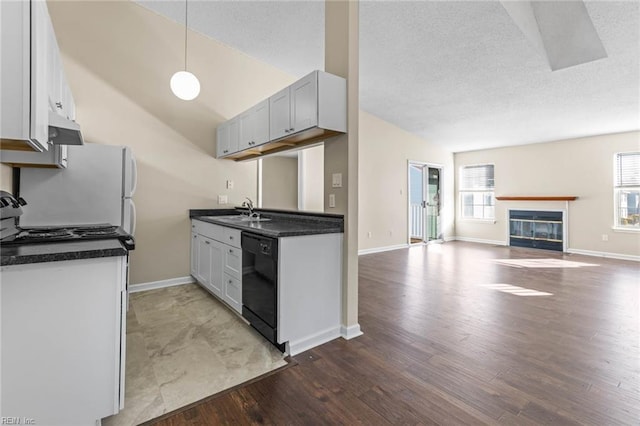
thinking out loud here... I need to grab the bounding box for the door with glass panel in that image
[409,162,443,243]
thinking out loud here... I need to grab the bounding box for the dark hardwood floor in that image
[149,242,640,425]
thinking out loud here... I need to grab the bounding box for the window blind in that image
[461,164,495,190]
[615,153,640,187]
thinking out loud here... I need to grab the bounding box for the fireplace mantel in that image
[496,196,578,201]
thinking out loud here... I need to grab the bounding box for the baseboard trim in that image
[358,244,409,256]
[286,326,342,356]
[341,324,363,340]
[453,237,507,246]
[566,248,640,262]
[129,276,195,293]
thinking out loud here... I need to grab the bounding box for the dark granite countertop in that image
[190,208,343,238]
[1,239,128,267]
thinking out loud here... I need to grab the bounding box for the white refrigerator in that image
[19,144,137,235]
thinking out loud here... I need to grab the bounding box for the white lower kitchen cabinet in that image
[190,220,242,314]
[0,255,127,426]
[277,233,343,356]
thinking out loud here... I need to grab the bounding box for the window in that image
[614,152,640,229]
[460,164,495,220]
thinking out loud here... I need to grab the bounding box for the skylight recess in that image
[493,259,599,269]
[479,283,553,297]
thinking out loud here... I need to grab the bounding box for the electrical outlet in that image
[367,231,372,238]
[218,195,228,204]
[329,194,336,208]
[332,173,342,188]
[389,230,393,236]
[226,180,234,189]
[601,234,609,241]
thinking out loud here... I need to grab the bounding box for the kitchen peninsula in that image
[189,208,344,356]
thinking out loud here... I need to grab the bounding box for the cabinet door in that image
[290,72,318,134]
[216,122,230,158]
[223,273,242,314]
[252,99,270,146]
[269,87,291,141]
[190,232,198,277]
[228,117,239,154]
[196,236,212,289]
[208,240,224,298]
[30,0,49,147]
[238,110,253,151]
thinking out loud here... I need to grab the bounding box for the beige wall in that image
[48,1,296,284]
[261,156,298,210]
[0,164,12,192]
[455,131,640,257]
[358,111,455,251]
[299,144,324,212]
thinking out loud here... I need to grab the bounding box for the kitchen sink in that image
[205,215,272,223]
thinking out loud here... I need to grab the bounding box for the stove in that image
[1,224,135,250]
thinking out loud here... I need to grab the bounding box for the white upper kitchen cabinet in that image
[216,118,239,158]
[239,99,270,151]
[269,70,346,142]
[0,0,49,151]
[290,72,318,135]
[269,87,292,141]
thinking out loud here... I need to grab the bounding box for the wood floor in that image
[149,242,640,425]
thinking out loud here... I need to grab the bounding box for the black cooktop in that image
[1,224,135,250]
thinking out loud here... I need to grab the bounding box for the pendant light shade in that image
[171,71,200,100]
[171,0,200,100]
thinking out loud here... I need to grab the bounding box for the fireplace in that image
[509,210,564,252]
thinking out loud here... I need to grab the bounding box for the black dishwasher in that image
[241,232,284,352]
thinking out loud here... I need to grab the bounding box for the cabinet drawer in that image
[223,227,242,248]
[192,219,224,241]
[223,273,242,314]
[223,245,241,279]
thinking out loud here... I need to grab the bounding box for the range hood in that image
[48,111,84,145]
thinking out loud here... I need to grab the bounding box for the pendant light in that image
[170,0,200,100]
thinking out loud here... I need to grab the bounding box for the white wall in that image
[358,111,455,251]
[455,131,640,257]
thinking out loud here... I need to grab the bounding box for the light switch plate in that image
[226,180,234,189]
[332,173,342,188]
[329,194,336,208]
[218,195,228,204]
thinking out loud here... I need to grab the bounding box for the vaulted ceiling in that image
[136,0,640,152]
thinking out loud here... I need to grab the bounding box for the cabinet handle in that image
[56,102,63,109]
[289,127,294,132]
[229,236,234,240]
[193,235,197,238]
[229,249,233,253]
[205,241,210,245]
[228,280,232,284]
[284,129,289,133]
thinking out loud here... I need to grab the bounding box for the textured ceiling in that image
[136,0,640,152]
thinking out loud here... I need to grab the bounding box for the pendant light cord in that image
[184,0,188,71]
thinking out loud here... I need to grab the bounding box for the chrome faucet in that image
[242,197,256,217]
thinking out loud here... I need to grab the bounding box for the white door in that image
[238,109,253,151]
[290,71,318,134]
[269,87,291,140]
[216,122,230,157]
[408,163,426,243]
[252,99,270,146]
[196,236,213,292]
